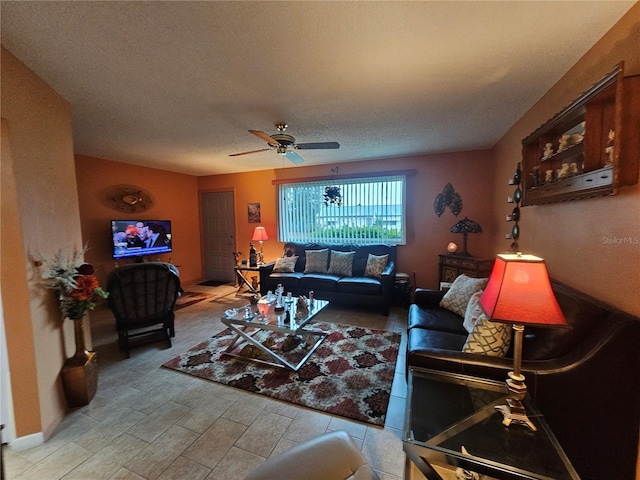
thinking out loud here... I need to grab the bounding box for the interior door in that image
[201,191,236,282]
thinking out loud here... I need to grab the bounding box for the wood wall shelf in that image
[521,62,639,206]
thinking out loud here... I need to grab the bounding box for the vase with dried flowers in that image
[42,246,108,407]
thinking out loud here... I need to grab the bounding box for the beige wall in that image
[74,155,202,287]
[489,3,640,317]
[1,47,82,439]
[198,150,495,289]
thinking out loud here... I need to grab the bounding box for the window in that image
[278,175,406,245]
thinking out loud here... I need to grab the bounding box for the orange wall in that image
[199,150,495,289]
[75,155,202,287]
[489,4,640,317]
[1,47,82,440]
[1,119,42,439]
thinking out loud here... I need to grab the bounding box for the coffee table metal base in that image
[223,324,327,371]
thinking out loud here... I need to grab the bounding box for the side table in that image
[438,254,494,284]
[234,265,261,294]
[404,367,579,480]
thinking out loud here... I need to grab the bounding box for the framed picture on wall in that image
[248,203,261,223]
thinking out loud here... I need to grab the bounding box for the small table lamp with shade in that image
[251,226,269,265]
[479,253,568,431]
[450,217,482,256]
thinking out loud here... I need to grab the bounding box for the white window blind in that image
[278,175,406,245]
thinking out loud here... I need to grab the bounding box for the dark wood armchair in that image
[106,262,181,357]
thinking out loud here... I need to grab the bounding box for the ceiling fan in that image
[230,123,340,164]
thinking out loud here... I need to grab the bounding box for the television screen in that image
[112,220,172,260]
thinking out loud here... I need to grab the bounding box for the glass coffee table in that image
[220,298,329,371]
[404,367,580,480]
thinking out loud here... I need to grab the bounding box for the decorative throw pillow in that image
[328,250,355,277]
[364,254,389,278]
[463,316,512,357]
[463,290,486,333]
[304,249,329,273]
[439,274,488,317]
[273,256,298,273]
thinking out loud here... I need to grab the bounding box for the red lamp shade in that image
[479,254,568,328]
[251,226,269,242]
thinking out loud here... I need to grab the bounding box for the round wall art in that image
[102,184,154,213]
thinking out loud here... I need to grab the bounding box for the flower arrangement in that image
[42,247,109,320]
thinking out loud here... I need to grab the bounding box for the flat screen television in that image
[112,220,172,260]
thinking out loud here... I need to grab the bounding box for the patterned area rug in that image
[174,291,213,310]
[162,322,401,426]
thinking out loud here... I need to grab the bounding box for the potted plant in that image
[42,246,108,407]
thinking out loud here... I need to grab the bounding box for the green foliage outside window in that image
[310,225,401,240]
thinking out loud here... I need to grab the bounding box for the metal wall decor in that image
[323,186,342,206]
[103,184,154,213]
[433,183,462,217]
[506,163,522,251]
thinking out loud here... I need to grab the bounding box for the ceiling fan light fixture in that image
[230,122,339,163]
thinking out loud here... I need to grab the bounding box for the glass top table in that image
[404,367,580,480]
[220,297,329,371]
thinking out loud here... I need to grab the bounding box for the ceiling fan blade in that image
[285,150,305,164]
[249,130,279,147]
[295,141,340,150]
[229,148,271,157]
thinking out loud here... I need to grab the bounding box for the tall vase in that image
[61,317,98,407]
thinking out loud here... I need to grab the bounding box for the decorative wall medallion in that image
[103,185,154,213]
[434,183,462,217]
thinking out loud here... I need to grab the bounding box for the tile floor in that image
[3,284,412,480]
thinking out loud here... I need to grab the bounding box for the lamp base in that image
[495,397,537,431]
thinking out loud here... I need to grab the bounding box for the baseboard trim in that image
[7,431,44,450]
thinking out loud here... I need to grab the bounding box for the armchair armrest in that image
[258,262,275,295]
[413,288,446,308]
[380,260,396,292]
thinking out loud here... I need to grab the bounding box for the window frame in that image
[276,173,409,245]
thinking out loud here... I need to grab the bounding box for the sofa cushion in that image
[462,316,511,357]
[337,276,381,295]
[463,290,485,333]
[304,249,329,273]
[328,250,355,276]
[364,253,389,278]
[439,274,488,317]
[273,256,298,273]
[299,273,340,291]
[268,272,303,292]
[408,328,467,353]
[408,303,467,335]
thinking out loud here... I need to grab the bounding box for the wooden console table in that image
[438,254,494,284]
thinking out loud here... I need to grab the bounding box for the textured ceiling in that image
[1,1,635,176]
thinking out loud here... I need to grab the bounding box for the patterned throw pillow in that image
[463,315,512,357]
[273,256,298,273]
[304,249,329,273]
[439,274,488,317]
[364,254,389,278]
[328,250,355,277]
[463,290,486,333]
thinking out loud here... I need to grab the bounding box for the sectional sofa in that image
[407,280,640,480]
[259,242,396,314]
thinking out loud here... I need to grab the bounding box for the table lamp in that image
[251,226,269,265]
[479,253,568,431]
[450,217,482,256]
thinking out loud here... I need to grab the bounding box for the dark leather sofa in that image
[259,242,396,314]
[407,281,640,480]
